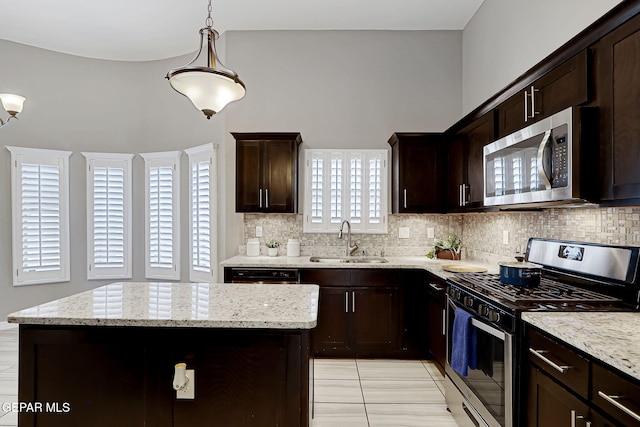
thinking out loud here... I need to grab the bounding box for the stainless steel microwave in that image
[483,106,598,208]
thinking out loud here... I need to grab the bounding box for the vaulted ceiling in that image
[0,0,484,61]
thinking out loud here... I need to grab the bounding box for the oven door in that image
[445,297,513,427]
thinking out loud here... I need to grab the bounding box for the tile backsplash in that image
[241,207,640,262]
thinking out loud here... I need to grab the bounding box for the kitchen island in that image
[8,282,319,427]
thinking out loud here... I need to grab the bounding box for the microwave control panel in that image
[551,125,569,188]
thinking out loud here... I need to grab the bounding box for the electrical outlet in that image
[176,370,195,399]
[427,228,435,239]
[503,230,509,245]
[399,227,410,239]
[256,226,263,237]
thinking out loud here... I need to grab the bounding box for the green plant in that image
[265,239,280,248]
[426,234,462,259]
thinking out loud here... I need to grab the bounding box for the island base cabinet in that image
[18,325,311,427]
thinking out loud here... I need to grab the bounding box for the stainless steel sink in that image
[309,256,388,264]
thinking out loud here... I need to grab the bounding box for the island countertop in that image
[8,282,319,329]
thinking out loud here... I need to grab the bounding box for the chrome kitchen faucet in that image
[338,220,359,256]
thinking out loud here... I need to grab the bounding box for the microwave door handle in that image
[536,130,552,190]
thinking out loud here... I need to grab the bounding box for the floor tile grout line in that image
[355,359,372,427]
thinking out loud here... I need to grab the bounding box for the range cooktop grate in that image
[453,273,621,304]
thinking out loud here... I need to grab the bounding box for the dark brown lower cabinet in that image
[310,285,399,357]
[427,290,446,369]
[303,269,402,358]
[18,325,310,427]
[527,366,591,427]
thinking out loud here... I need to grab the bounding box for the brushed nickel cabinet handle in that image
[571,410,585,427]
[530,85,540,118]
[403,189,407,209]
[265,188,269,208]
[598,390,640,421]
[529,348,571,373]
[352,291,355,312]
[524,90,529,122]
[259,188,263,208]
[345,292,349,313]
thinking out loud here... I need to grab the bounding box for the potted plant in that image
[426,234,462,260]
[265,240,280,257]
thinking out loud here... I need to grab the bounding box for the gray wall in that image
[0,40,226,318]
[462,0,624,114]
[0,30,463,317]
[221,30,464,263]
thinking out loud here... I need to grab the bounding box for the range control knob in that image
[449,288,462,300]
[478,304,489,317]
[463,296,474,307]
[487,310,501,322]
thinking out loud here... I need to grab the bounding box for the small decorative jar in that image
[286,239,300,257]
[246,239,260,257]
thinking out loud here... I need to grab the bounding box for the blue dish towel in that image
[451,307,477,376]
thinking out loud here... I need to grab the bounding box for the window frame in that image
[7,146,72,286]
[303,149,388,234]
[140,151,181,281]
[184,143,217,283]
[82,152,134,280]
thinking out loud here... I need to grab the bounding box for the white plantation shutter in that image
[304,149,388,234]
[185,143,217,282]
[7,147,71,286]
[140,152,181,280]
[83,152,134,280]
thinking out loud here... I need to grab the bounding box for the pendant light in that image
[166,0,245,119]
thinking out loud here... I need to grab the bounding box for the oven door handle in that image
[471,318,506,340]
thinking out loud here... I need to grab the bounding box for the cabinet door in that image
[427,293,446,369]
[446,136,467,209]
[311,287,351,356]
[399,270,429,357]
[351,287,399,356]
[263,139,298,212]
[527,366,591,427]
[390,133,445,213]
[449,111,495,210]
[596,13,640,203]
[497,50,588,138]
[236,140,263,212]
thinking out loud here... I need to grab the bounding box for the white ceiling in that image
[0,0,484,61]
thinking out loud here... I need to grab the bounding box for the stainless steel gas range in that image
[444,238,640,427]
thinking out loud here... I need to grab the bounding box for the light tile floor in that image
[0,324,457,427]
[313,358,458,427]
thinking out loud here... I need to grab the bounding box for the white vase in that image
[268,247,278,257]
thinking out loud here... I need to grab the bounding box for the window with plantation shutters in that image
[304,149,388,234]
[185,143,217,283]
[140,151,181,280]
[7,146,71,286]
[82,152,134,280]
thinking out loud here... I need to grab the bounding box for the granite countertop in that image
[8,282,319,330]
[220,255,499,281]
[522,312,640,381]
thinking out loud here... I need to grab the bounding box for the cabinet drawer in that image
[527,328,589,399]
[592,362,640,426]
[300,269,350,287]
[351,269,399,287]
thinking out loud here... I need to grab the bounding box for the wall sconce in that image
[0,94,26,129]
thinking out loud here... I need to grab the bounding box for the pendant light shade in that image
[0,93,26,129]
[166,3,245,119]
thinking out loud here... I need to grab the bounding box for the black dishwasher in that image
[224,268,300,284]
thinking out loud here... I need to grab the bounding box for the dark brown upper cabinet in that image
[447,111,496,211]
[593,12,640,204]
[388,133,446,213]
[496,50,589,139]
[232,132,302,213]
